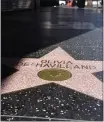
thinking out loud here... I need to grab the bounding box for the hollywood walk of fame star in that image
[1,47,103,100]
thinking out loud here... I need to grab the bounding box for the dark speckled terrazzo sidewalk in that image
[1,7,103,121]
[1,83,103,121]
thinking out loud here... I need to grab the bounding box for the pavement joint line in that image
[1,115,85,121]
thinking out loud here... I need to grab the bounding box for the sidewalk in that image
[61,5,103,10]
[1,7,103,121]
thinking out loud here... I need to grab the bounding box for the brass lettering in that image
[50,63,56,68]
[23,62,29,66]
[54,61,56,63]
[66,61,73,64]
[57,61,63,64]
[74,65,80,69]
[56,61,63,68]
[63,61,66,64]
[43,64,50,67]
[47,60,50,63]
[17,62,24,66]
[59,64,65,68]
[81,65,88,69]
[36,63,42,67]
[66,61,73,69]
[31,63,36,66]
[66,65,72,69]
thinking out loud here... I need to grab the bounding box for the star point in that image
[2,47,103,100]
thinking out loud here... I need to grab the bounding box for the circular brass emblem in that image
[37,68,72,81]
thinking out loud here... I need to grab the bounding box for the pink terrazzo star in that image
[1,47,103,100]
